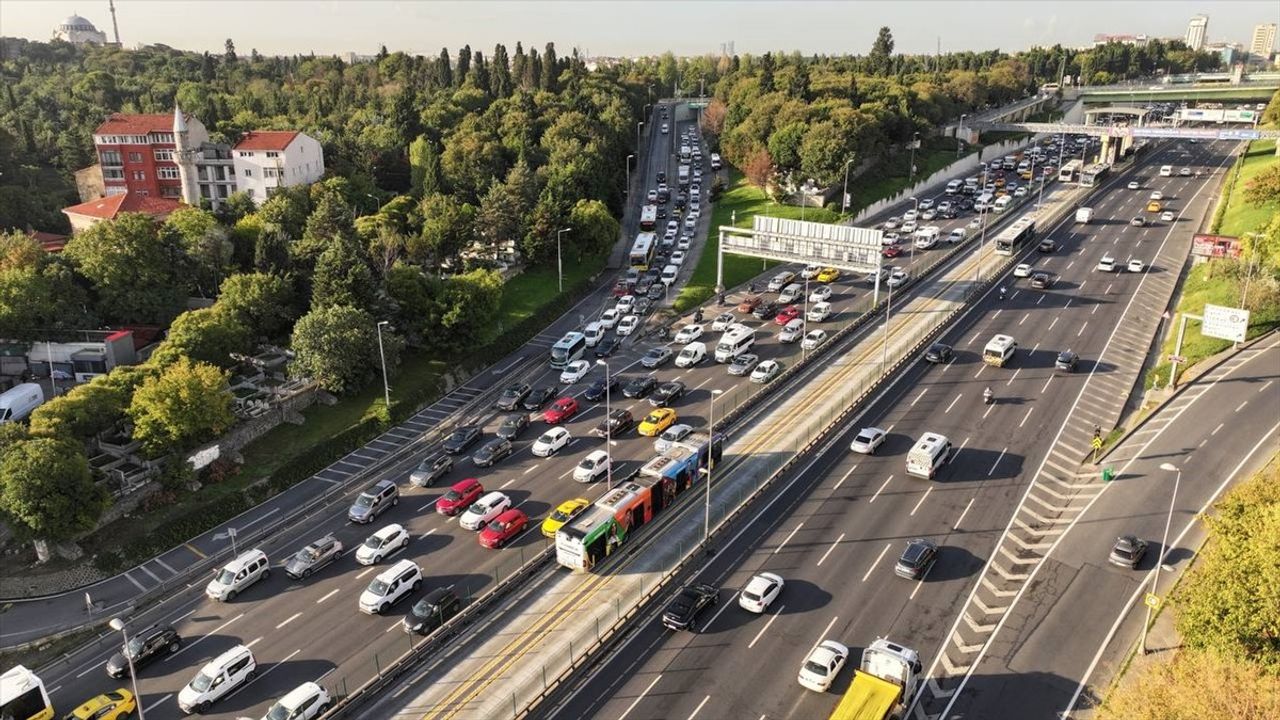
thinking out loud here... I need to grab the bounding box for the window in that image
[266,151,280,158]
[105,186,127,196]
[243,168,253,177]
[132,170,146,181]
[154,149,174,162]
[264,167,278,178]
[217,185,229,198]
[128,152,142,163]
[160,186,181,198]
[238,151,253,157]
[200,186,211,198]
[100,150,122,165]
[157,166,180,180]
[103,167,125,180]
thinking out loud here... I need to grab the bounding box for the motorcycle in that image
[998,287,1007,301]
[983,387,994,405]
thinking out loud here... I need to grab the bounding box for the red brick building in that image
[93,113,189,199]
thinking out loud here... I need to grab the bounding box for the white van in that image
[675,341,706,368]
[177,645,257,714]
[945,179,963,195]
[0,383,44,424]
[715,324,756,362]
[359,558,422,614]
[574,449,611,483]
[982,334,1018,367]
[261,682,331,720]
[660,264,679,287]
[947,228,967,244]
[1075,207,1094,224]
[974,193,994,212]
[913,226,941,249]
[1159,165,1173,177]
[582,322,604,348]
[993,195,1014,213]
[710,153,723,170]
[206,549,269,601]
[906,433,952,480]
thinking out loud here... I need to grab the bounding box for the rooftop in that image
[62,193,183,221]
[95,113,184,137]
[234,131,300,151]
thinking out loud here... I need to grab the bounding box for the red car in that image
[543,396,580,424]
[612,280,630,298]
[436,477,483,516]
[479,508,528,548]
[882,244,903,258]
[774,305,802,325]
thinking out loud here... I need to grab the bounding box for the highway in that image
[538,138,1234,720]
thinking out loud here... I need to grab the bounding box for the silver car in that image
[285,535,344,580]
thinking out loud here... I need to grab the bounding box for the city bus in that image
[1079,163,1109,188]
[556,433,723,571]
[628,232,658,271]
[993,215,1036,256]
[1057,158,1083,183]
[639,205,658,232]
[549,331,587,369]
[1,665,54,720]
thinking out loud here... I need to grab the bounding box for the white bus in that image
[639,205,658,231]
[629,232,658,270]
[1,665,53,720]
[714,324,756,363]
[549,331,587,369]
[906,433,951,479]
[1058,159,1083,183]
[1080,163,1109,188]
[993,215,1036,255]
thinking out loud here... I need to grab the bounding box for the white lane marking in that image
[911,388,929,406]
[1019,313,1030,325]
[810,615,841,650]
[1235,400,1248,413]
[356,566,376,579]
[687,695,712,720]
[524,464,540,475]
[501,477,516,489]
[419,528,436,541]
[982,402,995,419]
[909,487,933,516]
[74,662,105,679]
[617,675,663,720]
[1211,422,1224,435]
[122,571,146,592]
[954,498,976,531]
[988,447,1008,476]
[1259,380,1274,394]
[276,612,302,629]
[417,502,434,512]
[1041,375,1053,393]
[1019,407,1034,428]
[1078,321,1088,337]
[1005,368,1022,387]
[973,364,986,379]
[1092,303,1101,315]
[944,394,962,414]
[1048,317,1059,331]
[154,556,178,575]
[316,588,340,604]
[246,636,263,648]
[747,604,786,649]
[833,465,857,491]
[773,522,804,554]
[869,475,893,503]
[155,693,173,706]
[862,543,892,582]
[817,533,846,567]
[910,577,926,600]
[170,613,244,660]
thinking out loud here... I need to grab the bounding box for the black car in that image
[646,283,666,301]
[753,301,778,320]
[584,375,621,402]
[1038,238,1056,253]
[623,375,659,399]
[106,624,181,678]
[593,408,635,437]
[1055,350,1079,372]
[402,587,462,635]
[650,380,686,407]
[1109,535,1148,569]
[442,425,482,454]
[522,386,556,411]
[633,296,654,316]
[495,383,531,411]
[656,170,666,183]
[640,347,672,369]
[496,413,530,440]
[924,343,954,364]
[595,335,621,358]
[662,583,719,631]
[285,534,345,580]
[894,539,939,580]
[656,206,668,219]
[409,451,452,487]
[472,437,513,468]
[635,276,655,296]
[1030,272,1054,289]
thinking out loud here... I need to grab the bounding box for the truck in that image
[1075,206,1093,224]
[828,639,922,720]
[0,383,44,425]
[677,164,690,188]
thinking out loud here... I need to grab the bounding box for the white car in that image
[918,198,934,210]
[531,427,571,457]
[903,209,919,222]
[616,314,640,337]
[1127,181,1140,190]
[778,283,804,304]
[886,269,910,289]
[798,640,850,692]
[1127,259,1146,273]
[573,450,611,483]
[1013,263,1032,278]
[599,308,620,329]
[261,682,331,720]
[582,322,604,348]
[801,330,828,350]
[559,360,591,384]
[947,228,966,244]
[1179,167,1192,177]
[666,220,680,235]
[459,491,512,531]
[800,263,822,279]
[807,301,832,322]
[850,427,887,454]
[711,312,736,332]
[920,208,937,220]
[358,559,421,615]
[684,216,696,230]
[738,572,785,613]
[670,250,686,266]
[1013,186,1028,197]
[675,341,706,368]
[809,285,832,303]
[615,295,635,314]
[1150,190,1164,201]
[750,359,782,383]
[1160,210,1174,222]
[778,318,806,343]
[355,523,410,565]
[901,220,918,234]
[654,423,694,453]
[674,324,704,344]
[882,217,901,231]
[1096,255,1117,273]
[677,234,692,251]
[767,272,796,292]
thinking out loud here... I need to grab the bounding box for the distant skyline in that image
[6,1,1276,58]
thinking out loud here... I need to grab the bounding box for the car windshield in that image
[467,501,488,515]
[443,489,462,502]
[190,669,215,692]
[364,535,385,549]
[803,660,829,676]
[297,547,320,562]
[215,569,236,586]
[450,429,472,442]
[1114,544,1136,558]
[857,431,874,443]
[368,579,389,596]
[124,635,146,658]
[265,702,293,720]
[486,519,507,533]
[355,493,375,508]
[550,508,571,522]
[645,414,661,424]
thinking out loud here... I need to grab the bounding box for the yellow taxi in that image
[993,176,1006,187]
[815,267,841,283]
[1146,200,1162,212]
[65,690,136,720]
[542,498,590,538]
[638,407,678,437]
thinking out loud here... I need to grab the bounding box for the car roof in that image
[475,491,506,505]
[451,477,481,491]
[372,523,404,539]
[278,682,324,708]
[379,558,419,580]
[744,573,780,593]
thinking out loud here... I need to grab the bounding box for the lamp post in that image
[841,158,855,216]
[556,227,571,293]
[108,618,146,720]
[644,103,652,119]
[704,388,724,552]
[596,359,614,489]
[636,121,644,152]
[908,196,920,266]
[908,131,921,182]
[1142,462,1182,655]
[802,275,811,359]
[625,154,635,197]
[957,114,967,157]
[375,321,391,412]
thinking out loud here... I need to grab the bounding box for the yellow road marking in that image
[184,543,208,559]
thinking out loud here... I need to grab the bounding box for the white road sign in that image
[1202,303,1249,343]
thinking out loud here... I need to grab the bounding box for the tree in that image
[542,42,559,92]
[127,358,234,457]
[870,27,896,75]
[0,230,43,272]
[0,437,104,562]
[437,47,453,88]
[456,45,472,87]
[759,52,775,93]
[408,135,443,197]
[490,43,513,98]
[800,121,855,187]
[294,192,357,265]
[474,180,528,258]
[310,238,376,312]
[224,38,237,64]
[437,269,502,351]
[28,377,129,441]
[412,193,474,266]
[0,261,95,340]
[289,304,402,394]
[1243,163,1280,209]
[216,271,296,340]
[63,212,186,325]
[1240,213,1280,273]
[254,223,291,274]
[567,199,618,259]
[1095,648,1280,720]
[768,122,808,172]
[744,148,775,192]
[385,262,443,342]
[149,307,251,369]
[787,62,811,101]
[701,98,728,137]
[164,206,232,297]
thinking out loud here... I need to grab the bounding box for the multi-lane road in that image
[539,139,1238,720]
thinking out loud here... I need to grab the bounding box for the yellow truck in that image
[829,639,922,720]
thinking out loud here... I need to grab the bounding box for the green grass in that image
[674,169,839,311]
[845,138,978,216]
[1217,139,1278,238]
[491,254,606,340]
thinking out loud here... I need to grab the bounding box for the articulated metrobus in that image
[1057,158,1083,183]
[1079,163,1110,188]
[628,232,658,270]
[549,331,587,369]
[1,665,54,720]
[639,204,658,232]
[993,215,1036,256]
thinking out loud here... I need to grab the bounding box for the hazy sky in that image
[5,1,1275,58]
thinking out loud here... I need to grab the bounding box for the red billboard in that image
[1191,234,1242,259]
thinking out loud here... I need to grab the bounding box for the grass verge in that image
[844,137,979,216]
[1214,139,1278,238]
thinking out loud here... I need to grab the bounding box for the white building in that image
[53,14,107,44]
[1185,14,1209,51]
[1250,23,1277,64]
[232,131,326,204]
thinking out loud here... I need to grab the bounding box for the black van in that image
[402,587,462,635]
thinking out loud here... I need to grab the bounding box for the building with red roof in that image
[61,193,183,233]
[232,130,325,205]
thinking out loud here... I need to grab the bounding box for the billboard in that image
[1191,234,1242,259]
[1177,108,1258,123]
[720,216,883,272]
[1202,304,1249,343]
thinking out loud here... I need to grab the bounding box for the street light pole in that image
[636,121,644,152]
[908,196,920,266]
[625,153,635,197]
[1142,462,1182,655]
[556,227,571,293]
[704,388,724,551]
[375,321,391,413]
[908,131,920,182]
[597,359,613,489]
[841,158,854,216]
[957,114,967,157]
[109,618,146,720]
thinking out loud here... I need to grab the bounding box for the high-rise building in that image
[1185,14,1209,51]
[1250,23,1277,63]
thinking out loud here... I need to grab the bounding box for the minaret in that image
[108,0,121,45]
[173,104,200,205]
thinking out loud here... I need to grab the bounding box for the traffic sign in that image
[1167,354,1186,364]
[1144,592,1161,609]
[1091,436,1103,450]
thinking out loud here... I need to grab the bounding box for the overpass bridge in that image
[1079,80,1278,104]
[968,120,1279,164]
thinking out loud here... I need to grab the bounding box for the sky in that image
[4,0,1276,58]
